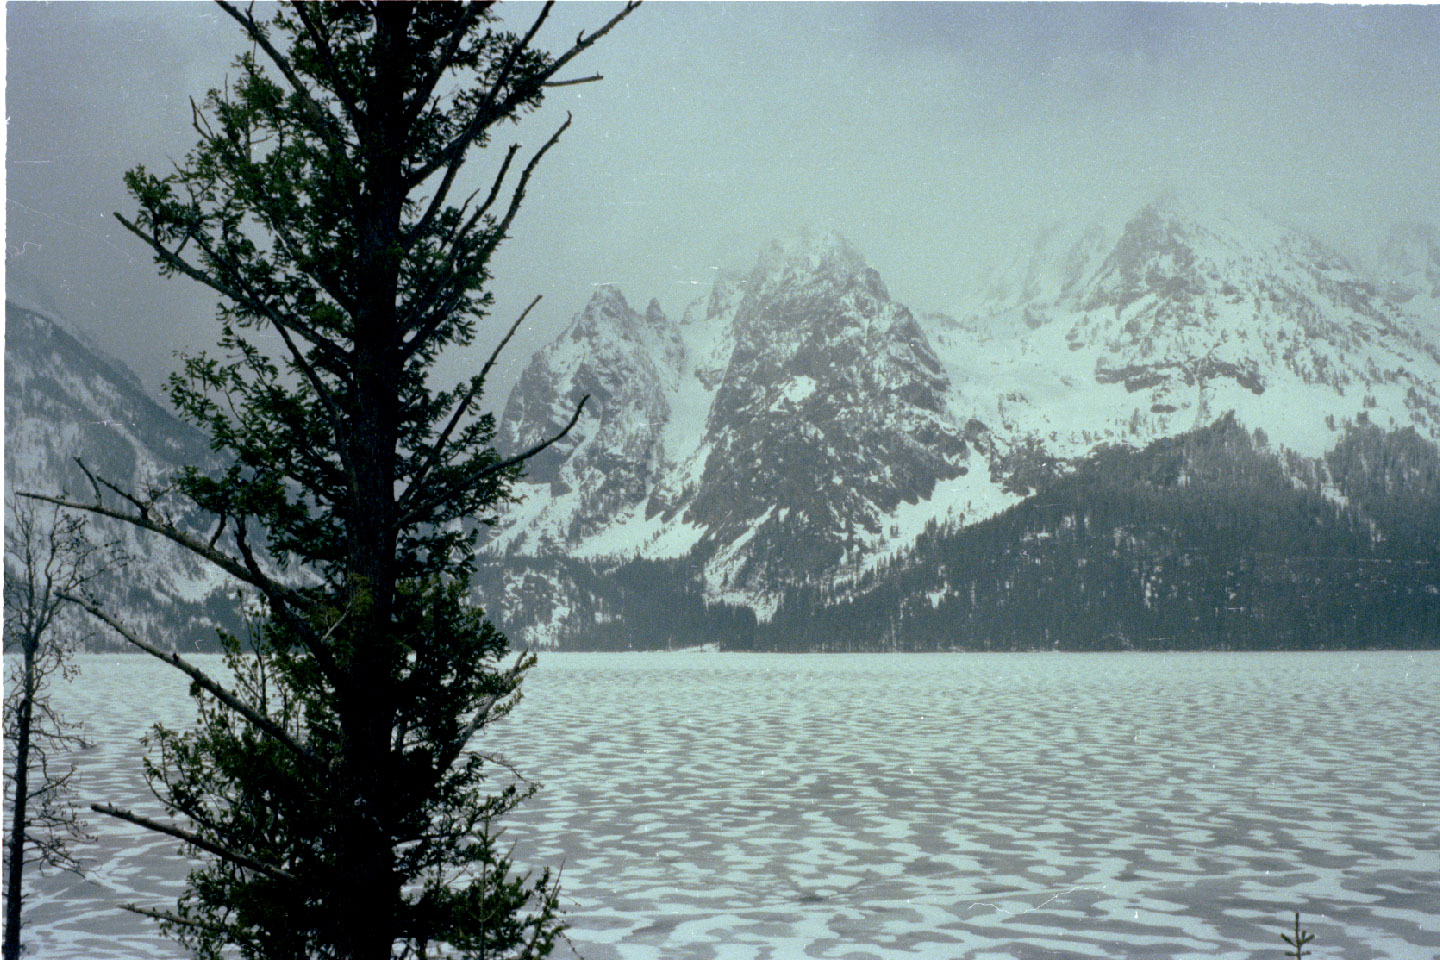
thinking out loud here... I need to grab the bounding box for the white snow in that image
[776,375,817,406]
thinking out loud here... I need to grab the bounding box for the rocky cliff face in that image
[494,287,686,554]
[489,232,978,615]
[679,234,968,602]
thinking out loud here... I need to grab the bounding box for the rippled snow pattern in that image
[10,652,1440,959]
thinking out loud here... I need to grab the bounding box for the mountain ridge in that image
[481,196,1440,646]
[7,194,1438,651]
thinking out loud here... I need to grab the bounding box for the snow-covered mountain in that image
[8,193,1436,652]
[927,194,1440,462]
[486,197,1440,644]
[492,232,980,616]
[495,287,687,552]
[1375,220,1440,314]
[4,303,239,650]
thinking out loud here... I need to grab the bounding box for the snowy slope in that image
[925,195,1440,462]
[4,303,240,649]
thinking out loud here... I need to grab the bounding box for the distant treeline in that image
[477,417,1440,652]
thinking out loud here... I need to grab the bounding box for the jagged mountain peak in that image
[571,284,641,334]
[559,285,682,359]
[1098,194,1320,282]
[484,209,1440,645]
[757,228,865,271]
[494,283,689,555]
[681,270,746,322]
[585,281,631,310]
[747,229,886,304]
[973,216,1118,319]
[930,191,1440,466]
[963,191,1309,329]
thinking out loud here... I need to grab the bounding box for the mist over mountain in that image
[7,193,1439,652]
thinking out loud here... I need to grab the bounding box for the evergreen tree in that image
[24,3,637,958]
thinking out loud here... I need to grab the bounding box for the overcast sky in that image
[7,2,1440,401]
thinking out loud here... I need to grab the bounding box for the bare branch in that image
[75,458,106,507]
[472,113,570,268]
[542,75,603,88]
[401,395,587,525]
[19,487,316,616]
[471,143,522,225]
[531,2,640,99]
[92,804,296,884]
[406,142,518,255]
[405,2,555,193]
[61,595,319,766]
[402,294,540,504]
[120,903,237,937]
[400,116,569,362]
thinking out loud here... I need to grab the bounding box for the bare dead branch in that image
[60,595,319,766]
[542,75,603,88]
[400,394,587,525]
[472,113,571,269]
[533,2,640,97]
[93,804,296,884]
[400,116,569,363]
[19,487,316,617]
[407,141,518,255]
[402,294,540,503]
[120,903,238,937]
[405,2,555,193]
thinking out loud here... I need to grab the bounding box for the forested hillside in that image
[764,416,1440,650]
[479,417,1440,651]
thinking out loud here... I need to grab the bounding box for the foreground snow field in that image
[12,651,1440,959]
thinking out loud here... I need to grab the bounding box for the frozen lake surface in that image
[13,651,1440,959]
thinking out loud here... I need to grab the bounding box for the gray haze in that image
[7,2,1440,402]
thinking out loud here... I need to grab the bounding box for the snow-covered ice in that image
[12,651,1439,960]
